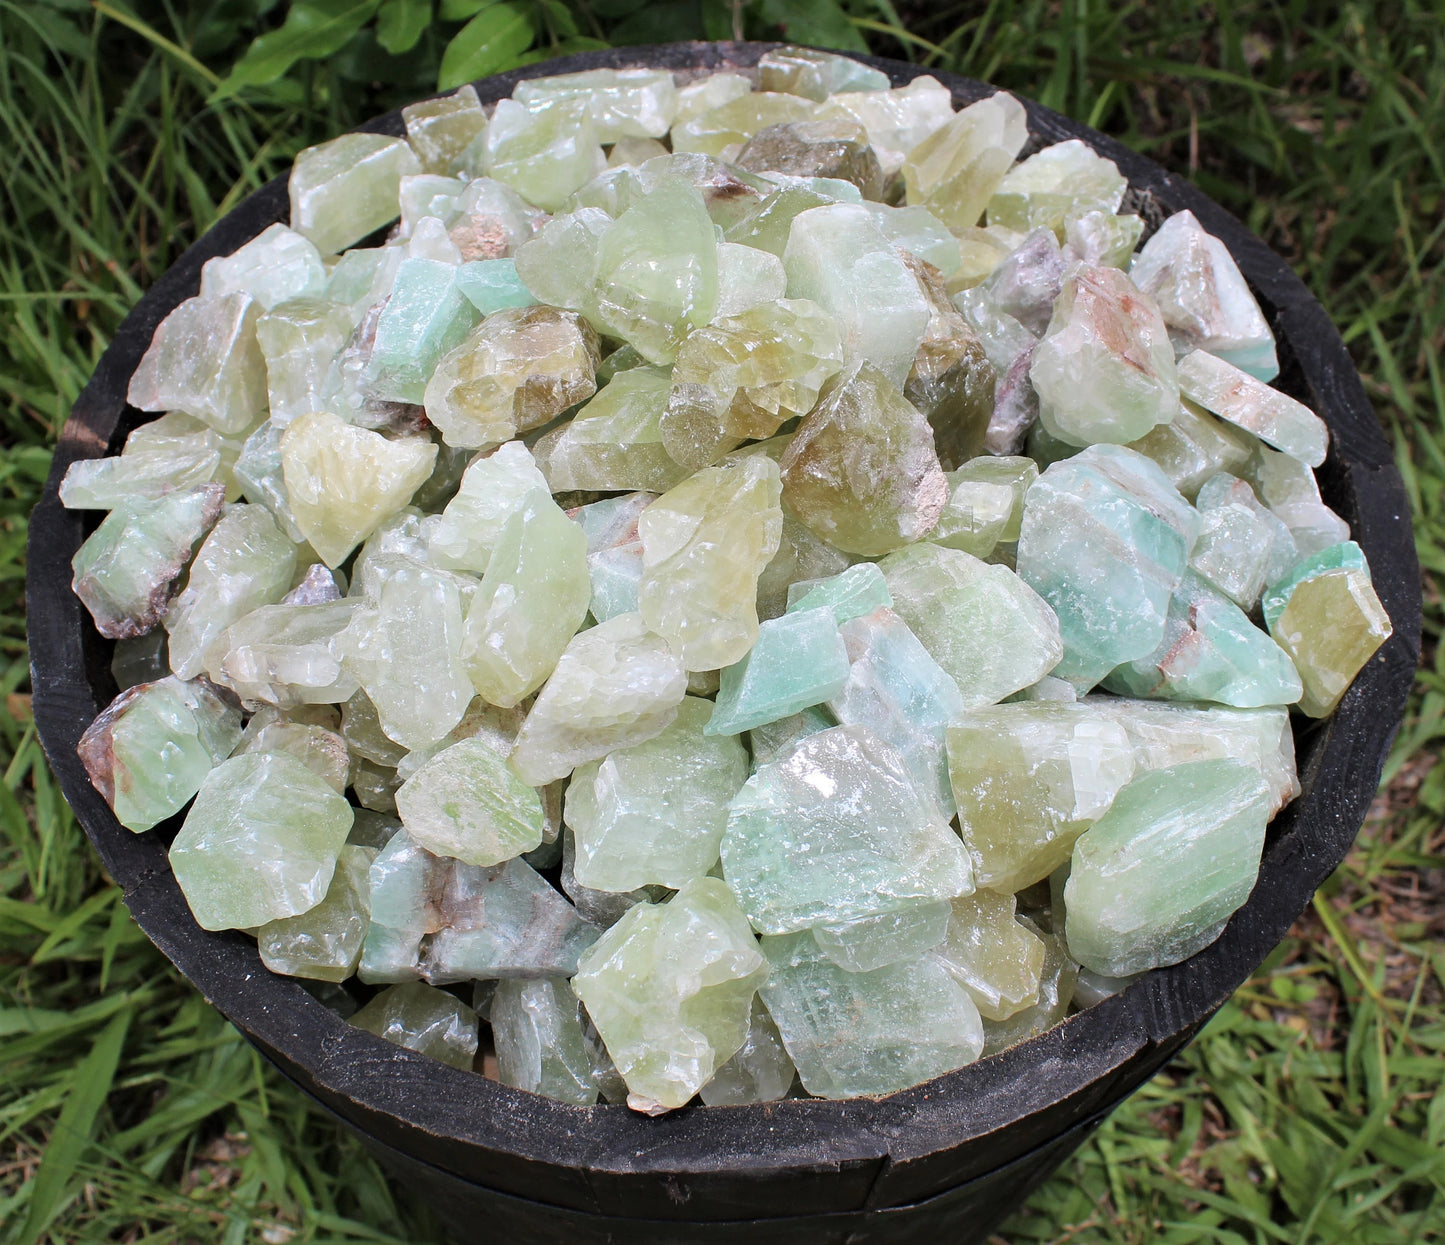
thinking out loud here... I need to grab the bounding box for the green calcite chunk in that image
[1105,572,1303,708]
[722,724,974,934]
[757,46,890,101]
[256,297,353,426]
[403,85,487,175]
[572,877,767,1114]
[714,241,787,317]
[1266,559,1392,718]
[1190,472,1297,609]
[127,292,268,435]
[446,177,547,261]
[535,367,688,494]
[492,977,600,1105]
[879,543,1063,707]
[981,921,1078,1055]
[455,258,537,314]
[213,600,359,708]
[932,890,1046,1020]
[462,492,591,708]
[747,704,835,770]
[675,73,752,124]
[199,223,327,310]
[724,184,839,258]
[393,698,527,784]
[77,677,242,833]
[424,305,600,449]
[395,737,543,866]
[170,752,352,931]
[1241,444,1350,556]
[1065,759,1271,976]
[700,997,796,1105]
[903,92,1028,231]
[1261,542,1368,629]
[759,931,982,1099]
[671,92,818,157]
[735,119,884,198]
[60,437,223,511]
[812,900,951,974]
[661,299,844,470]
[234,421,304,542]
[783,205,930,389]
[864,203,964,278]
[515,69,678,142]
[932,456,1037,557]
[258,844,373,981]
[707,608,849,737]
[363,258,478,404]
[1065,208,1145,270]
[358,828,440,982]
[280,412,435,568]
[637,453,783,672]
[1017,445,1199,688]
[561,828,664,930]
[1031,265,1179,447]
[568,492,652,622]
[483,98,605,212]
[1125,399,1255,502]
[71,484,225,640]
[828,606,966,819]
[988,139,1128,237]
[509,612,688,786]
[1178,349,1328,468]
[567,696,748,891]
[289,132,420,256]
[780,364,946,557]
[164,504,297,680]
[513,207,612,310]
[947,702,1136,891]
[234,713,350,793]
[423,441,548,574]
[786,562,892,624]
[351,981,477,1070]
[817,75,956,178]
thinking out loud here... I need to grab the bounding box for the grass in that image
[1,2,1442,1241]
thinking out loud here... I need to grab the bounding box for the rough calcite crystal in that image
[289,132,421,256]
[661,299,844,470]
[700,997,796,1105]
[257,844,373,981]
[127,292,268,435]
[1065,208,1144,270]
[234,713,350,793]
[759,931,983,1099]
[234,421,304,542]
[568,492,653,622]
[757,45,890,102]
[395,737,544,866]
[78,677,242,832]
[358,828,441,982]
[423,440,550,574]
[786,562,892,623]
[1241,444,1350,556]
[932,889,1047,1020]
[706,607,850,737]
[780,364,946,557]
[59,435,223,511]
[812,901,952,974]
[1017,445,1200,688]
[1030,265,1180,447]
[572,877,767,1114]
[402,84,487,175]
[1190,472,1297,609]
[1065,759,1271,976]
[714,241,788,318]
[981,920,1078,1055]
[169,752,353,931]
[351,981,478,1070]
[783,204,930,388]
[721,724,974,934]
[1176,349,1328,468]
[735,119,884,198]
[755,512,854,622]
[567,696,748,891]
[509,612,688,786]
[1125,399,1255,502]
[199,222,327,311]
[747,704,835,770]
[976,229,1067,336]
[483,97,605,212]
[902,92,1028,231]
[516,69,678,143]
[214,600,358,708]
[255,297,354,426]
[879,543,1063,708]
[946,702,1137,891]
[425,305,600,450]
[363,258,479,404]
[72,485,226,640]
[931,455,1037,558]
[513,207,611,311]
[1129,208,1279,379]
[987,139,1128,237]
[670,91,819,158]
[637,453,783,671]
[280,412,436,568]
[456,258,537,313]
[492,977,601,1105]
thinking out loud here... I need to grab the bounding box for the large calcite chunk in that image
[402,84,487,174]
[1017,445,1200,688]
[879,543,1063,708]
[234,712,350,793]
[289,132,421,256]
[1177,350,1328,468]
[258,844,373,982]
[759,931,983,1099]
[423,440,550,574]
[351,981,478,1070]
[707,607,850,737]
[946,701,1137,891]
[783,204,930,388]
[812,901,951,974]
[1065,759,1271,976]
[492,977,601,1105]
[60,419,228,511]
[1129,208,1279,379]
[818,74,955,178]
[363,257,479,404]
[127,293,268,435]
[902,91,1028,230]
[567,696,749,892]
[987,139,1128,237]
[169,752,353,931]
[637,453,783,672]
[509,612,688,786]
[516,68,678,142]
[780,364,946,557]
[735,119,884,198]
[483,97,605,212]
[1030,265,1179,446]
[78,677,242,832]
[256,297,353,425]
[1125,399,1255,502]
[661,299,844,470]
[395,737,544,867]
[213,600,359,708]
[757,45,891,101]
[424,306,600,450]
[932,890,1047,1021]
[1190,472,1297,609]
[279,412,436,567]
[199,223,327,310]
[721,724,974,934]
[573,878,766,1114]
[670,91,818,157]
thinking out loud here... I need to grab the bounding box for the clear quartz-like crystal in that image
[483,98,606,213]
[258,844,373,981]
[1176,349,1328,468]
[492,977,600,1105]
[351,981,477,1070]
[395,736,543,866]
[902,92,1028,231]
[289,132,421,256]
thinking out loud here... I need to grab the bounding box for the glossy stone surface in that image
[699,997,795,1105]
[364,257,479,404]
[671,92,818,158]
[1125,399,1255,502]
[424,440,550,575]
[1190,472,1297,609]
[516,68,678,143]
[931,890,1046,1021]
[707,607,850,737]
[256,297,353,426]
[736,119,884,198]
[350,981,477,1070]
[747,704,835,770]
[492,977,600,1105]
[812,901,951,974]
[213,600,358,708]
[988,139,1127,237]
[786,562,892,624]
[60,426,225,511]
[257,844,373,981]
[483,97,605,212]
[403,84,487,175]
[931,456,1037,558]
[1177,349,1328,468]
[757,46,890,101]
[902,92,1027,231]
[289,132,420,256]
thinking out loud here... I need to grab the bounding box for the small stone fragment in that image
[932,890,1047,1020]
[423,440,548,574]
[713,241,788,318]
[736,119,884,198]
[200,224,327,317]
[483,97,606,212]
[699,997,796,1105]
[452,258,536,315]
[258,844,373,981]
[215,600,359,708]
[234,714,350,794]
[978,228,1069,335]
[864,202,965,277]
[755,512,853,622]
[1124,399,1255,502]
[674,73,752,125]
[980,921,1077,1055]
[988,139,1128,237]
[233,421,304,543]
[363,258,479,404]
[812,901,951,974]
[670,92,818,158]
[515,69,678,143]
[492,977,600,1105]
[289,132,421,256]
[60,439,223,512]
[1241,444,1350,556]
[1190,472,1297,609]
[1176,349,1328,468]
[747,704,836,770]
[513,207,612,310]
[350,981,478,1070]
[395,737,543,866]
[567,492,653,623]
[707,607,850,737]
[786,562,892,624]
[931,455,1037,558]
[357,828,439,982]
[1064,209,1144,270]
[903,92,1028,231]
[403,85,487,175]
[818,74,955,179]
[757,46,891,101]
[255,297,353,426]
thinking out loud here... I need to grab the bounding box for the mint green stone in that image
[213,599,359,708]
[289,132,420,256]
[785,563,892,624]
[60,441,223,510]
[862,202,964,278]
[492,977,600,1105]
[707,607,849,737]
[932,456,1037,557]
[351,981,477,1070]
[700,997,796,1105]
[1261,541,1368,630]
[759,931,983,1099]
[170,752,353,931]
[234,715,350,794]
[1065,759,1271,976]
[358,828,438,983]
[258,844,373,981]
[812,900,951,974]
[483,98,606,213]
[569,492,652,623]
[755,513,854,623]
[424,441,549,575]
[455,259,537,314]
[363,257,478,404]
[724,184,839,258]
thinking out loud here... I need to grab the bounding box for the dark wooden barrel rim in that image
[27,41,1420,1224]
